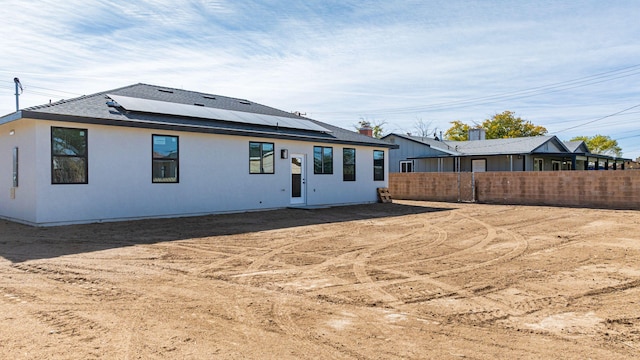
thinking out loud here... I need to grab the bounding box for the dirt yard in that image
[1,200,639,359]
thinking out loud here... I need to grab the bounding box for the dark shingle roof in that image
[563,140,588,153]
[13,83,394,148]
[444,136,567,155]
[386,133,570,156]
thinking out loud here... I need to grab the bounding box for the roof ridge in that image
[127,83,305,119]
[136,83,253,103]
[23,83,143,111]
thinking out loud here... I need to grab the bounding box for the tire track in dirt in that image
[367,228,449,266]
[343,211,532,328]
[375,212,529,279]
[209,217,448,308]
[420,212,498,262]
[308,211,531,325]
[397,214,530,324]
[269,226,443,299]
[298,211,455,277]
[153,242,259,275]
[34,309,108,341]
[187,231,327,278]
[11,262,83,277]
[372,212,494,271]
[575,279,640,299]
[337,213,457,306]
[367,211,455,260]
[520,237,584,258]
[121,304,150,360]
[431,231,528,278]
[445,308,511,325]
[2,266,135,353]
[0,286,40,305]
[10,262,138,300]
[498,213,578,232]
[352,252,401,306]
[333,212,500,288]
[153,211,452,290]
[510,296,570,315]
[226,218,427,285]
[228,232,353,285]
[263,298,372,360]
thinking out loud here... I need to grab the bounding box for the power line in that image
[22,84,81,96]
[0,80,81,101]
[615,132,640,141]
[541,110,640,126]
[379,68,640,115]
[551,103,640,134]
[0,80,82,94]
[313,63,640,116]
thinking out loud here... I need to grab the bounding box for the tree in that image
[481,111,547,139]
[444,111,547,140]
[444,120,476,141]
[413,118,434,138]
[372,121,386,139]
[570,135,622,157]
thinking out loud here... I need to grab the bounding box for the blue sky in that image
[2,0,639,159]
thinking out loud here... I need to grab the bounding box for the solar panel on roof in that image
[106,94,331,133]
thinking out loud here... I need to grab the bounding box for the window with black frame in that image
[249,142,274,174]
[373,150,384,181]
[314,146,333,174]
[152,135,179,183]
[343,148,355,181]
[51,127,88,184]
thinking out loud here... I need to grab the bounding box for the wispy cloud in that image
[1,0,639,157]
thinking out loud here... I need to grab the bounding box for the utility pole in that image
[14,77,23,111]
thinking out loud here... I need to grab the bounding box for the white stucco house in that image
[0,83,395,226]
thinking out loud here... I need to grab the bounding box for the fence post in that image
[457,172,461,202]
[472,172,476,203]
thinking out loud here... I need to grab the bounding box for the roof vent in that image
[194,103,204,107]
[203,95,216,100]
[106,100,120,108]
[238,100,251,105]
[157,89,174,94]
[105,95,121,108]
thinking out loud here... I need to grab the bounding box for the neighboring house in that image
[383,131,627,173]
[624,159,640,170]
[562,140,626,170]
[0,83,395,226]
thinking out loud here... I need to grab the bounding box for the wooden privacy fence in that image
[389,171,640,210]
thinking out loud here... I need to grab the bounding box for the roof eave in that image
[0,110,23,125]
[19,111,398,148]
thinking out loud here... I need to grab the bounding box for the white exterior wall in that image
[0,119,38,224]
[3,119,387,226]
[301,142,388,206]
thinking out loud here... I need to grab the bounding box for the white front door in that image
[290,154,306,205]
